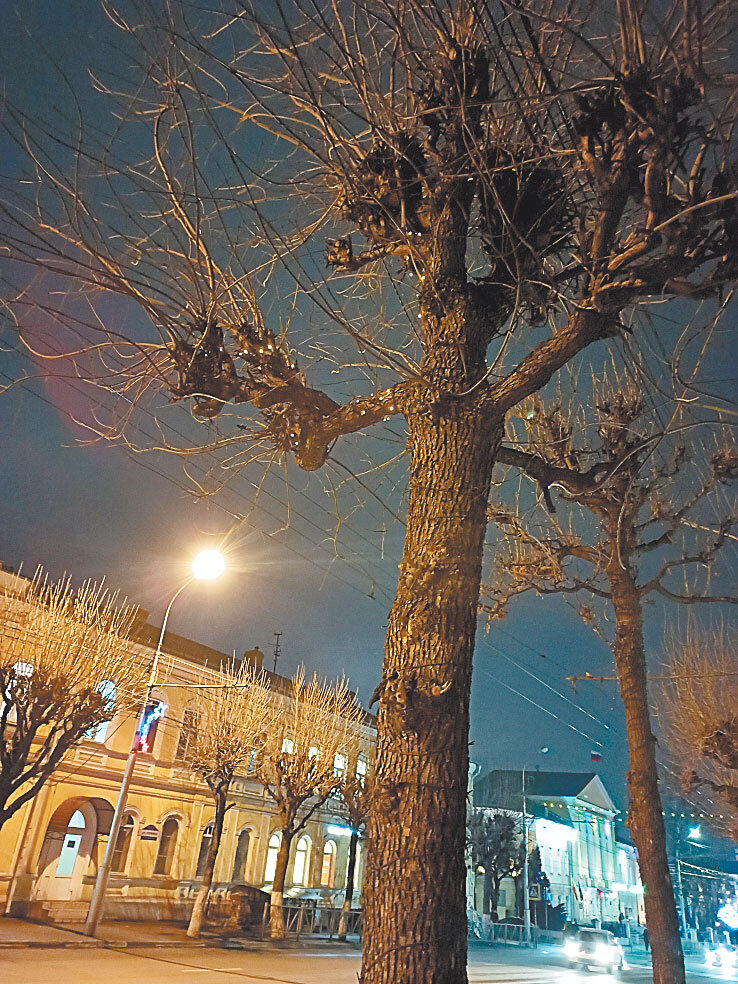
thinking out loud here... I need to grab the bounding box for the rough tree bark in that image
[187,781,228,938]
[363,395,502,984]
[338,827,360,940]
[606,524,685,984]
[269,829,293,940]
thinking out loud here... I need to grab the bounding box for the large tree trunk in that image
[607,553,685,984]
[361,398,500,984]
[269,830,293,940]
[338,827,359,939]
[187,781,228,938]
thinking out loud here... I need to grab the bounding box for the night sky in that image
[0,1,732,828]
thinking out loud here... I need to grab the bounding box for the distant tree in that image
[0,570,145,831]
[336,744,373,939]
[484,379,736,981]
[468,811,522,917]
[2,2,736,978]
[253,671,365,939]
[659,626,738,840]
[183,663,273,938]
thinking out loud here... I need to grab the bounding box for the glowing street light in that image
[85,548,226,936]
[192,548,225,581]
[688,825,701,840]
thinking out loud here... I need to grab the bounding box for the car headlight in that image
[564,939,579,956]
[594,942,612,962]
[718,946,737,967]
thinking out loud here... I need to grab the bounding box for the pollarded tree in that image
[0,569,145,831]
[2,2,736,980]
[483,381,736,983]
[336,744,374,939]
[183,662,273,938]
[253,671,365,939]
[659,626,738,839]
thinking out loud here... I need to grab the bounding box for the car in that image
[564,928,624,973]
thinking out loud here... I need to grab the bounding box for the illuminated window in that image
[195,822,215,879]
[86,679,117,742]
[153,818,178,875]
[281,737,294,755]
[111,814,134,872]
[320,840,336,887]
[333,752,347,778]
[356,753,368,783]
[293,836,310,885]
[3,661,34,723]
[264,832,281,883]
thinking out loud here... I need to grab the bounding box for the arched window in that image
[264,832,281,883]
[111,814,134,873]
[195,822,215,879]
[175,705,199,761]
[153,818,178,876]
[231,829,251,883]
[3,661,34,723]
[86,679,117,742]
[293,835,310,886]
[320,840,336,888]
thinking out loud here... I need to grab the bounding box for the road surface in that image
[3,941,735,983]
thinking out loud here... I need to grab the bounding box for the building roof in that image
[474,769,618,814]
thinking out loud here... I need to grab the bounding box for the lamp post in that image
[676,824,702,936]
[521,748,549,946]
[84,549,225,937]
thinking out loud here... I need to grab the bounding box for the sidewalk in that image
[0,915,361,951]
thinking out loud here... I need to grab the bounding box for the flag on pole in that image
[591,750,602,763]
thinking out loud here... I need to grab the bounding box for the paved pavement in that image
[1,937,735,983]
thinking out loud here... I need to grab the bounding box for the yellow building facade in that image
[0,568,374,923]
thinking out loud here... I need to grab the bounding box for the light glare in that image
[192,549,225,581]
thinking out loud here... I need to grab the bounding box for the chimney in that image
[243,646,264,671]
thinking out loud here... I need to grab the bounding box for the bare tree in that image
[2,2,736,979]
[182,662,273,938]
[483,380,736,983]
[468,810,523,919]
[253,671,365,939]
[0,569,145,831]
[336,743,373,939]
[659,625,738,839]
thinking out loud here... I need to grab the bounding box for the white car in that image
[564,928,624,973]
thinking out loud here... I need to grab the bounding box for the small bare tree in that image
[483,381,736,983]
[183,662,273,938]
[468,810,523,919]
[0,570,145,831]
[253,671,365,939]
[659,626,738,839]
[336,743,373,939]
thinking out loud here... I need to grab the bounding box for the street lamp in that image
[84,550,225,937]
[522,747,550,946]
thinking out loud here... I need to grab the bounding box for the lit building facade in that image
[471,770,645,927]
[0,567,374,923]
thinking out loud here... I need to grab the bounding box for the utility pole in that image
[272,631,282,673]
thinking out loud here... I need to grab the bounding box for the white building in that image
[471,770,645,927]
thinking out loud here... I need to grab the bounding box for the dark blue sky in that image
[0,0,732,827]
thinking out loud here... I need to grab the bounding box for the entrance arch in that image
[34,797,114,902]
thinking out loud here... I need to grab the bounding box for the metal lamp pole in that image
[84,580,190,937]
[522,766,531,946]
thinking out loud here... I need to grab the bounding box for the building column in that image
[4,782,54,915]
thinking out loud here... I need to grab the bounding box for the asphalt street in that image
[2,943,736,984]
